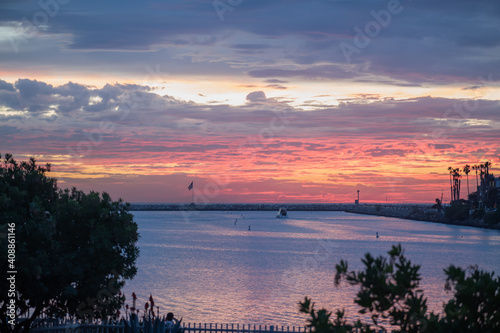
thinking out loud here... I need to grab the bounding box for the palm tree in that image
[472,165,479,190]
[480,163,486,192]
[484,161,491,177]
[463,165,471,200]
[478,163,486,207]
[453,168,461,201]
[483,161,493,207]
[447,166,453,203]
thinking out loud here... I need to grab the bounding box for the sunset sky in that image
[1,0,499,203]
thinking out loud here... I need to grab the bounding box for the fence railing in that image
[29,321,306,333]
[183,323,305,333]
[29,320,390,333]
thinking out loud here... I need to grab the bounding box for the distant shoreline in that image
[128,203,500,230]
[129,202,354,211]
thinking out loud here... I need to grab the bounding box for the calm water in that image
[122,210,500,327]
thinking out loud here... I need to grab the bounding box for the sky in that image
[1,0,499,204]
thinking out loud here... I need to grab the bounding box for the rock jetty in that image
[129,202,349,211]
[128,203,500,230]
[129,203,443,222]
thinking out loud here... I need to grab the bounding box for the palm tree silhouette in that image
[447,166,453,203]
[463,165,470,200]
[452,168,461,202]
[472,165,479,190]
[484,161,491,177]
[479,163,485,190]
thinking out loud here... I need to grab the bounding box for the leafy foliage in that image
[122,293,185,333]
[299,244,500,332]
[484,209,500,225]
[300,297,359,333]
[123,313,184,333]
[0,154,139,333]
[444,205,469,222]
[441,265,500,332]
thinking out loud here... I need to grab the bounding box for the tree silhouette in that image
[0,154,139,333]
[300,245,500,332]
[447,166,453,203]
[463,165,470,199]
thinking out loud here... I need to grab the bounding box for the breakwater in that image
[128,203,500,229]
[129,202,350,211]
[128,202,444,222]
[346,204,445,223]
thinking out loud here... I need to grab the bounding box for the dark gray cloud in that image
[249,65,356,80]
[0,80,15,91]
[1,78,499,141]
[0,79,167,115]
[428,144,456,150]
[0,90,21,109]
[246,91,267,102]
[54,82,91,113]
[1,0,499,85]
[365,148,408,157]
[265,79,287,84]
[15,79,54,101]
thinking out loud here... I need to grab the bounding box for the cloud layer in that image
[1,1,500,202]
[1,78,499,203]
[1,1,500,86]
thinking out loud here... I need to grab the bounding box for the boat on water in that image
[276,207,288,218]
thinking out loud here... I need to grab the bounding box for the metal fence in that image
[29,321,307,333]
[29,318,124,333]
[183,323,305,333]
[29,321,389,333]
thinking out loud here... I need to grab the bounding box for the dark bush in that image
[445,205,469,222]
[300,244,500,333]
[484,209,500,225]
[471,208,485,219]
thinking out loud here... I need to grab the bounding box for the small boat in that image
[276,207,288,218]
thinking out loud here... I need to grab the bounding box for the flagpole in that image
[188,181,194,205]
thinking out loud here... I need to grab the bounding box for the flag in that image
[188,181,193,190]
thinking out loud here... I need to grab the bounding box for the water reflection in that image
[123,211,500,326]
